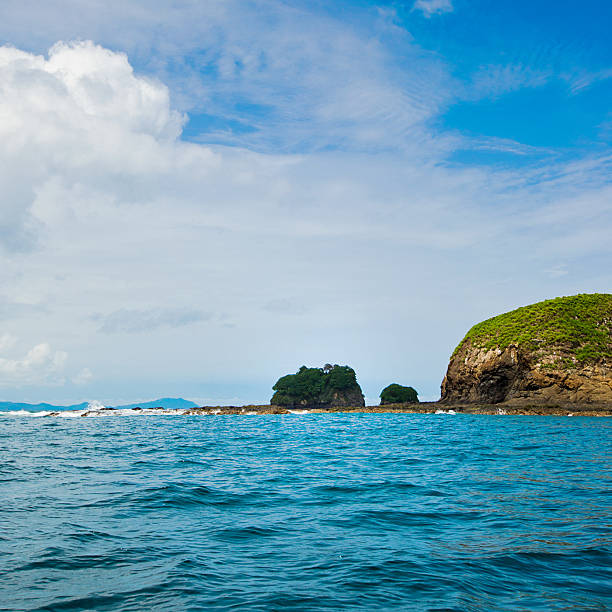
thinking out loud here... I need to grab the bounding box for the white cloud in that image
[565,68,612,95]
[0,334,18,352]
[461,50,612,103]
[72,367,93,385]
[0,2,454,155]
[0,40,609,402]
[0,340,67,387]
[0,41,183,140]
[468,64,552,101]
[97,308,211,334]
[0,40,189,253]
[413,0,454,18]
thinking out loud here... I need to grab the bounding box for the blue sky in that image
[177,0,612,154]
[0,0,610,404]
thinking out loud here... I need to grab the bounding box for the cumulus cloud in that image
[0,40,609,401]
[0,341,67,387]
[0,41,183,140]
[0,2,454,155]
[0,40,187,252]
[413,0,454,18]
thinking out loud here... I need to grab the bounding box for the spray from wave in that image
[0,400,190,418]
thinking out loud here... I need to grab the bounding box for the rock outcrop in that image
[441,294,612,405]
[324,387,367,408]
[271,364,365,409]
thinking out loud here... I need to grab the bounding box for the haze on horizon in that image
[0,0,610,406]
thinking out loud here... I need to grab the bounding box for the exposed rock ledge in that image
[441,342,612,405]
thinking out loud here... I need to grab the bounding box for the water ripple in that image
[0,414,610,611]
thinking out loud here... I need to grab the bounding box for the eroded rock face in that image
[278,388,365,409]
[441,341,612,405]
[326,388,366,408]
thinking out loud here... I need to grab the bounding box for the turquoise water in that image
[1,414,611,611]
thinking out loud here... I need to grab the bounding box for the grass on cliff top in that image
[455,293,612,363]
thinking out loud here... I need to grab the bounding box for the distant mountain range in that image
[113,398,199,410]
[0,398,199,412]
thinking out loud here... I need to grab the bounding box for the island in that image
[270,364,365,409]
[380,384,419,405]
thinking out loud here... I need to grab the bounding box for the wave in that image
[0,397,197,415]
[1,414,610,611]
[0,407,189,418]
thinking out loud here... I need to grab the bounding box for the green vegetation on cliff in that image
[454,293,612,363]
[380,384,418,405]
[271,364,364,407]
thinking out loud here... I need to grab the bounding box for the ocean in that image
[1,412,610,611]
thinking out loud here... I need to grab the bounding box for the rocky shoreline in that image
[184,402,612,417]
[31,399,611,419]
[14,401,611,418]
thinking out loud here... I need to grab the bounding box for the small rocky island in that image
[270,364,365,409]
[380,384,418,404]
[440,293,612,406]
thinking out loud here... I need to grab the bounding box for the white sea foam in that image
[0,407,189,418]
[0,409,54,417]
[435,409,456,415]
[288,410,310,414]
[57,410,85,418]
[81,407,188,417]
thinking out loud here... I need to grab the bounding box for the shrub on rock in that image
[380,383,419,405]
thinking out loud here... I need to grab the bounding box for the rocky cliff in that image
[441,294,612,405]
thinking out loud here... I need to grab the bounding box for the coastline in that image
[185,402,612,417]
[4,402,612,418]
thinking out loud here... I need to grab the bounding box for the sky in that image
[0,0,610,405]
